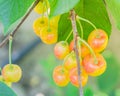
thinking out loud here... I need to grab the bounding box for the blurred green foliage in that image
[97,51,120,95]
[105,0,120,30]
[84,87,94,96]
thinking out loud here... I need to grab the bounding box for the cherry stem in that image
[47,18,51,31]
[70,10,83,96]
[76,16,98,64]
[77,16,97,30]
[45,0,51,31]
[77,37,98,64]
[65,30,73,41]
[9,36,13,65]
[41,1,46,20]
[76,19,83,39]
[77,38,82,63]
[77,16,100,37]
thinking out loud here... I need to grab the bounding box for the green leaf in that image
[58,0,111,42]
[0,0,34,35]
[49,0,80,18]
[97,51,120,94]
[0,82,17,96]
[105,0,120,30]
[58,13,72,43]
[84,87,94,96]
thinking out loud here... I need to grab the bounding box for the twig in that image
[70,10,84,96]
[0,0,40,48]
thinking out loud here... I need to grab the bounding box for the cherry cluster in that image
[33,0,108,88]
[53,29,108,87]
[33,0,60,44]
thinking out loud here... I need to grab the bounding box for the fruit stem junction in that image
[65,30,73,41]
[76,18,83,39]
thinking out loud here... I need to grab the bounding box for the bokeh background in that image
[0,10,120,96]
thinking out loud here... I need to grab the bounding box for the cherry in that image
[2,64,22,82]
[53,65,69,87]
[88,29,108,52]
[40,26,58,44]
[69,67,88,87]
[33,17,48,36]
[64,51,77,71]
[54,41,70,59]
[82,53,106,76]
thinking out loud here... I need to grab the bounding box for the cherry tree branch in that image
[0,0,40,48]
[70,10,84,96]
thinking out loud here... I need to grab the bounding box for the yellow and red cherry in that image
[40,26,58,44]
[82,53,106,76]
[69,67,88,87]
[88,29,108,52]
[53,65,69,87]
[2,64,22,82]
[54,41,70,59]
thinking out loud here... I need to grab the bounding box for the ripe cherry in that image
[64,51,77,71]
[2,64,22,82]
[82,53,106,76]
[69,67,88,87]
[53,65,69,87]
[88,29,108,52]
[54,41,70,59]
[40,26,58,44]
[33,17,48,36]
